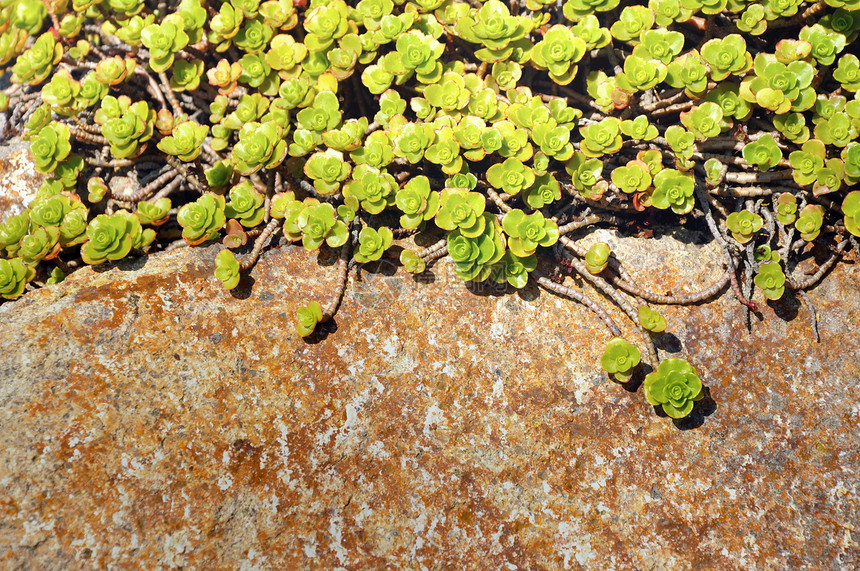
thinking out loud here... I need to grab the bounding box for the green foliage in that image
[354,227,393,263]
[0,258,35,300]
[215,249,241,289]
[600,337,641,382]
[29,121,71,174]
[225,181,266,227]
[754,262,786,300]
[842,192,860,237]
[502,209,558,257]
[743,135,782,171]
[178,193,227,246]
[651,169,695,214]
[81,211,141,265]
[157,121,209,162]
[296,301,323,337]
[643,358,704,419]
[584,242,610,274]
[141,15,189,73]
[775,193,798,225]
[638,306,666,333]
[725,210,763,244]
[795,204,824,241]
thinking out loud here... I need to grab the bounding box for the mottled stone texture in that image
[0,231,858,570]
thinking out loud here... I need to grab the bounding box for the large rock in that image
[0,230,858,569]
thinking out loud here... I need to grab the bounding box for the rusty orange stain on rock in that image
[0,238,859,568]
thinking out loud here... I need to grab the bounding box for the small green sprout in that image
[530,25,586,85]
[700,35,752,82]
[0,212,29,256]
[651,169,695,214]
[41,69,81,115]
[737,4,767,35]
[611,161,652,194]
[579,117,622,158]
[99,98,156,159]
[725,210,763,244]
[354,227,393,263]
[345,164,397,214]
[399,249,426,274]
[304,149,352,195]
[447,213,506,282]
[136,198,172,227]
[391,120,434,164]
[680,102,729,140]
[297,202,349,251]
[487,158,536,196]
[424,127,463,175]
[18,226,60,265]
[296,301,323,337]
[789,139,826,185]
[570,15,611,50]
[754,262,786,300]
[383,30,443,83]
[643,358,704,419]
[704,158,725,186]
[350,130,394,169]
[424,72,471,111]
[665,50,710,98]
[435,188,486,237]
[795,204,825,241]
[775,193,798,225]
[612,5,654,41]
[177,193,227,246]
[799,24,846,66]
[141,14,189,73]
[702,82,753,122]
[95,56,134,86]
[844,143,860,185]
[490,250,537,289]
[456,0,533,61]
[616,54,667,93]
[523,174,561,210]
[224,181,266,227]
[170,59,205,92]
[81,211,141,265]
[620,116,658,141]
[842,191,860,237]
[600,337,641,383]
[814,113,857,148]
[754,245,780,264]
[739,54,816,114]
[773,113,810,144]
[742,135,782,171]
[833,54,860,92]
[29,121,71,174]
[157,121,209,162]
[394,175,440,229]
[563,0,620,21]
[207,59,243,96]
[0,258,36,300]
[639,306,666,333]
[86,178,109,204]
[11,32,63,85]
[813,159,844,196]
[584,242,611,274]
[636,29,684,65]
[303,0,350,52]
[231,121,288,176]
[531,123,574,161]
[116,14,155,46]
[566,152,607,199]
[502,209,559,257]
[215,249,241,289]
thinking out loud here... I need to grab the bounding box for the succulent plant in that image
[296,202,349,251]
[80,211,141,265]
[354,227,393,263]
[157,121,209,162]
[743,135,783,171]
[0,258,36,300]
[600,337,641,382]
[177,193,227,246]
[639,306,667,332]
[215,249,242,289]
[795,204,825,241]
[141,15,189,73]
[225,181,266,227]
[842,191,860,237]
[725,210,763,244]
[585,242,611,274]
[28,121,71,174]
[502,209,559,258]
[754,262,786,300]
[651,169,695,214]
[231,121,288,175]
[296,300,324,337]
[643,358,704,419]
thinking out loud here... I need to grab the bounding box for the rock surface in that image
[1,229,858,569]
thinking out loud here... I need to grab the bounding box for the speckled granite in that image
[0,228,858,569]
